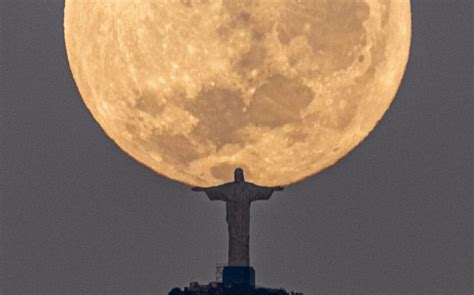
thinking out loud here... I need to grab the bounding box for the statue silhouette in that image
[192,168,284,267]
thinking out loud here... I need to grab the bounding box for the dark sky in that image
[1,1,471,294]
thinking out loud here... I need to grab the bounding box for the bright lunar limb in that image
[64,0,411,187]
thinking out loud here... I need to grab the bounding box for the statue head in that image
[234,168,245,183]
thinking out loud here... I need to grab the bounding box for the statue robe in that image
[203,182,274,267]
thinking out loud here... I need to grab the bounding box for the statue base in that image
[169,282,301,295]
[168,265,303,295]
[223,266,255,287]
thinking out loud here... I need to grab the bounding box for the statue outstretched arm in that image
[191,187,206,191]
[250,184,284,201]
[191,185,227,201]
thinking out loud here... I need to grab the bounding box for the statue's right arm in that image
[191,185,227,201]
[191,187,206,192]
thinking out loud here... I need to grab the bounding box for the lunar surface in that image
[64,0,411,187]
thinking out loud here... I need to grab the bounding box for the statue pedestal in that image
[223,266,255,287]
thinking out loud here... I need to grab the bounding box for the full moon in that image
[64,0,411,187]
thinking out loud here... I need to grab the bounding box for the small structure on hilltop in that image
[169,280,302,295]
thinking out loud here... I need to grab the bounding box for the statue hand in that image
[191,186,205,192]
[272,186,284,191]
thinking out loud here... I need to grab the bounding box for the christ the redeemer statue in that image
[192,168,283,267]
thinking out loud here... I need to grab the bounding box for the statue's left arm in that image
[250,184,284,202]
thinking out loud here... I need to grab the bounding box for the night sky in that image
[1,1,471,294]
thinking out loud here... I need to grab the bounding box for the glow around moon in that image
[64,0,411,187]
